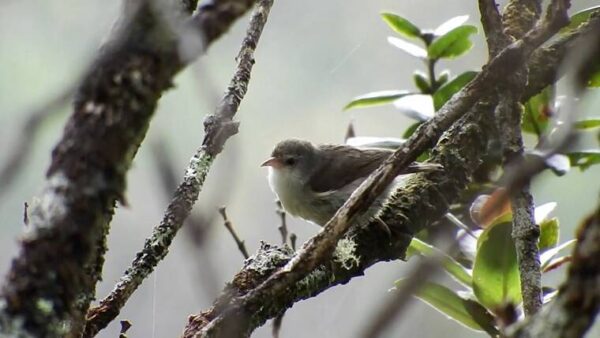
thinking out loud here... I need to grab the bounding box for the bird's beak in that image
[261,157,282,168]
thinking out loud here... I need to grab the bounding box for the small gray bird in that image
[262,139,440,228]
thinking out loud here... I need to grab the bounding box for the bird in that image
[261,139,441,229]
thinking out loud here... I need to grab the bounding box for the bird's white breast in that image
[267,167,334,225]
[267,167,410,226]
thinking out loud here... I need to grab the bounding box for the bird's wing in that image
[308,145,392,193]
[308,144,442,193]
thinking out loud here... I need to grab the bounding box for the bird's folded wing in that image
[308,145,392,193]
[309,145,441,193]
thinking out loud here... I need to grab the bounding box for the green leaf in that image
[434,15,469,36]
[428,25,477,59]
[393,94,434,120]
[522,86,553,135]
[403,121,422,138]
[567,150,600,171]
[437,71,450,87]
[388,37,428,59]
[381,12,421,39]
[413,71,431,93]
[395,280,498,334]
[544,154,571,176]
[559,6,600,34]
[433,71,477,110]
[473,221,522,309]
[541,240,576,269]
[588,70,600,87]
[344,90,411,110]
[575,118,600,130]
[538,218,559,252]
[407,238,472,287]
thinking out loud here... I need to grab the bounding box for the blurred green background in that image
[0,1,597,337]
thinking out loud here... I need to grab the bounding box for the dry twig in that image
[220,206,249,259]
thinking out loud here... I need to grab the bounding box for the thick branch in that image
[478,0,508,57]
[524,12,600,99]
[0,1,257,337]
[82,0,274,336]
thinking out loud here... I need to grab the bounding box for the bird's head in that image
[261,139,319,183]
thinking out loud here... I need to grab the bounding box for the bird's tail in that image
[403,162,443,174]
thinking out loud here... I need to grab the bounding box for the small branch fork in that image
[220,207,249,259]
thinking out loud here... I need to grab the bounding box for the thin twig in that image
[82,0,273,336]
[289,233,297,251]
[275,200,288,245]
[22,202,29,227]
[220,206,249,259]
[151,140,221,297]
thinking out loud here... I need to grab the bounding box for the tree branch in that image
[183,99,497,338]
[485,0,551,317]
[82,0,274,336]
[220,206,250,259]
[182,2,571,335]
[0,0,258,337]
[510,201,600,338]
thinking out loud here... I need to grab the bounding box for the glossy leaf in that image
[344,90,411,110]
[428,25,477,59]
[407,238,472,287]
[540,240,576,269]
[567,150,600,171]
[473,221,522,309]
[575,118,600,130]
[539,218,559,252]
[543,288,558,304]
[559,6,600,34]
[588,70,600,87]
[437,71,450,87]
[433,71,477,110]
[413,71,431,93]
[534,202,557,224]
[542,255,572,273]
[393,94,435,120]
[381,12,421,39]
[545,153,571,176]
[395,280,498,334]
[388,36,428,59]
[434,15,469,36]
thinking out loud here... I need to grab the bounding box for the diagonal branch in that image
[83,0,275,336]
[183,2,572,336]
[0,1,258,337]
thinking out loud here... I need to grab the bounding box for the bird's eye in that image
[285,157,296,166]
